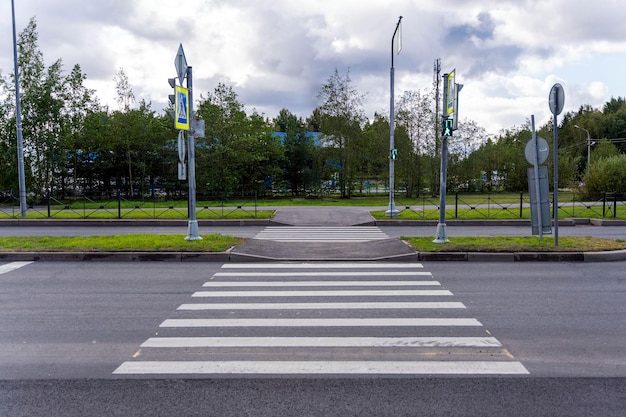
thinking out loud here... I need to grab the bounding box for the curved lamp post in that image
[386,16,402,217]
[574,124,591,171]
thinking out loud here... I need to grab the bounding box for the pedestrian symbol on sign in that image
[175,85,190,131]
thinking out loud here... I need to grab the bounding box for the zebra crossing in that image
[253,226,389,242]
[114,262,528,376]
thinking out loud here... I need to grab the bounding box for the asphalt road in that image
[0,261,624,416]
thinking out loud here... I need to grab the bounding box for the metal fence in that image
[0,190,260,219]
[0,190,624,220]
[392,191,626,220]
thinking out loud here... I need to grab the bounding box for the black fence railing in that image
[392,191,625,220]
[0,190,624,220]
[0,190,259,220]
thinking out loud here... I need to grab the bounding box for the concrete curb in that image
[0,248,624,262]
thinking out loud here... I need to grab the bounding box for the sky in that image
[2,0,626,135]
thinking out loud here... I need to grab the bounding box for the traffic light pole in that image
[185,66,201,240]
[434,72,452,243]
[434,128,449,243]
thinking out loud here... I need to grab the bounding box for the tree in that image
[273,109,316,196]
[14,18,67,198]
[114,68,135,112]
[317,69,365,198]
[195,83,283,195]
[396,89,436,196]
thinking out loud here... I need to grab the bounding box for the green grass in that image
[0,234,243,252]
[0,234,623,254]
[402,236,626,252]
[372,205,621,220]
[0,209,275,220]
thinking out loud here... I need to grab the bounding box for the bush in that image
[583,154,626,193]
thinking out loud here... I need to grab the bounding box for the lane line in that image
[192,290,453,297]
[0,261,33,275]
[221,263,424,269]
[202,281,441,287]
[114,361,529,375]
[160,318,483,327]
[178,301,466,310]
[141,336,503,348]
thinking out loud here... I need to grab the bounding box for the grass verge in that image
[402,236,626,252]
[0,234,244,253]
[0,234,624,253]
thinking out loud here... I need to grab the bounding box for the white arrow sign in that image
[175,43,188,85]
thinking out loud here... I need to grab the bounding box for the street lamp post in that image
[574,125,591,171]
[386,16,402,217]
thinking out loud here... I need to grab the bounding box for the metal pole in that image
[531,115,543,240]
[386,16,402,217]
[11,0,27,217]
[553,112,559,246]
[587,132,591,172]
[185,66,201,240]
[434,73,450,243]
[574,125,591,172]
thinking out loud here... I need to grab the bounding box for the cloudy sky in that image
[2,0,625,134]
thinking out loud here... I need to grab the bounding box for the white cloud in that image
[1,0,625,133]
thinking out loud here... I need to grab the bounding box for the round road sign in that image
[525,136,549,166]
[549,83,565,115]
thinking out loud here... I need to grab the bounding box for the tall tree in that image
[317,69,365,198]
[273,109,315,196]
[196,83,283,195]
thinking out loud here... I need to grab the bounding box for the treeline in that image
[1,18,625,203]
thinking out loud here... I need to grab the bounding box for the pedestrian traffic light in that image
[442,118,453,137]
[390,148,398,160]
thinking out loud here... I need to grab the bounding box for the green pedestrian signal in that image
[442,118,454,137]
[390,148,398,160]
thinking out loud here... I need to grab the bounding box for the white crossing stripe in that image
[115,261,530,377]
[160,318,482,327]
[178,302,466,310]
[254,226,389,242]
[192,290,453,297]
[141,336,503,348]
[214,271,432,277]
[114,361,529,375]
[220,263,424,269]
[0,261,33,275]
[202,281,440,287]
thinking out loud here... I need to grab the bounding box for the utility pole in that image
[11,0,27,217]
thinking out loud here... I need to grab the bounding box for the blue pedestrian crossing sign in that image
[175,85,190,131]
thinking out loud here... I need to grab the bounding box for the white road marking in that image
[0,261,33,275]
[220,263,424,269]
[202,281,440,287]
[254,226,389,242]
[141,336,503,348]
[192,290,453,297]
[178,301,466,310]
[160,318,483,328]
[114,360,529,375]
[214,271,432,277]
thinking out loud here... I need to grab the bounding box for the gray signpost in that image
[171,44,201,241]
[549,83,564,246]
[525,115,551,238]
